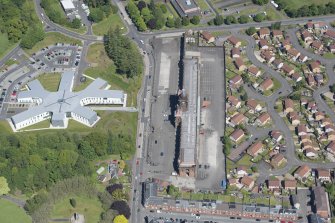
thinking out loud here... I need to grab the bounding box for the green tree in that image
[190,16,200,25]
[330,84,335,93]
[70,198,77,208]
[238,15,249,24]
[113,215,128,223]
[271,22,281,30]
[166,17,175,28]
[20,25,45,49]
[112,189,126,200]
[252,0,269,5]
[0,176,10,195]
[78,141,96,160]
[224,15,237,25]
[174,17,182,28]
[253,13,265,22]
[88,8,104,22]
[213,15,224,25]
[246,26,257,36]
[182,17,190,26]
[71,18,81,29]
[160,4,168,13]
[141,7,152,22]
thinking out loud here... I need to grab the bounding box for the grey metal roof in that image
[11,71,125,126]
[179,58,198,166]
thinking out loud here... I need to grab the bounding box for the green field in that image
[195,0,210,10]
[20,119,51,131]
[84,43,142,107]
[0,33,16,60]
[0,199,31,223]
[51,196,103,223]
[25,32,82,55]
[277,0,335,9]
[36,72,62,92]
[92,14,126,36]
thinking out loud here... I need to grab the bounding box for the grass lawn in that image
[36,72,62,92]
[0,199,31,223]
[0,120,13,133]
[20,119,50,131]
[195,0,209,11]
[236,154,253,166]
[25,32,82,55]
[92,13,126,36]
[51,195,103,223]
[323,52,335,59]
[73,78,94,92]
[84,43,142,107]
[4,59,18,66]
[0,33,16,60]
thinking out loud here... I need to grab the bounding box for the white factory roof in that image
[61,0,75,10]
[11,71,125,125]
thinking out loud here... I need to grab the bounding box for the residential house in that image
[281,38,291,50]
[230,113,246,126]
[240,176,255,190]
[228,178,239,187]
[297,124,308,136]
[272,30,283,39]
[327,141,335,155]
[314,22,328,31]
[314,111,325,121]
[311,40,323,51]
[287,48,301,61]
[248,65,261,77]
[230,129,245,143]
[329,44,335,53]
[283,180,297,191]
[324,29,335,40]
[234,58,246,71]
[292,72,302,82]
[271,153,287,168]
[298,54,308,63]
[201,31,215,43]
[261,50,275,64]
[236,166,248,177]
[294,165,311,181]
[327,131,335,141]
[227,36,241,47]
[231,48,241,58]
[259,28,270,39]
[317,169,331,183]
[259,78,274,92]
[246,99,262,113]
[272,59,283,69]
[281,63,294,76]
[307,74,316,86]
[300,135,312,144]
[259,39,269,50]
[270,130,283,143]
[256,112,271,126]
[247,141,264,157]
[229,74,243,88]
[227,95,241,108]
[288,111,300,126]
[268,179,281,191]
[325,124,335,133]
[301,30,313,44]
[304,148,318,158]
[309,61,321,73]
[312,186,330,219]
[284,98,294,113]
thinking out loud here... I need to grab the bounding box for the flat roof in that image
[60,0,75,10]
[12,71,125,125]
[179,58,198,166]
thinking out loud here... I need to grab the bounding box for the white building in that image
[60,0,76,13]
[10,71,127,130]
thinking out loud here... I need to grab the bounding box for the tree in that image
[190,16,200,25]
[78,141,96,160]
[271,22,281,30]
[213,15,224,25]
[114,215,128,223]
[0,177,10,195]
[251,166,258,172]
[166,17,174,28]
[88,8,104,22]
[238,15,249,24]
[107,184,123,195]
[71,18,81,29]
[252,0,269,5]
[20,25,45,49]
[70,198,77,208]
[141,7,152,22]
[137,1,146,11]
[182,17,190,26]
[241,92,248,101]
[174,17,182,28]
[112,189,127,200]
[253,13,265,22]
[330,84,335,93]
[118,160,126,169]
[160,4,168,13]
[111,201,131,219]
[246,26,257,36]
[224,15,237,25]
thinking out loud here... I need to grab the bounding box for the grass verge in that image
[0,33,16,60]
[0,199,31,223]
[92,14,126,36]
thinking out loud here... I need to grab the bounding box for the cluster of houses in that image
[282,97,335,160]
[226,36,275,94]
[300,21,335,54]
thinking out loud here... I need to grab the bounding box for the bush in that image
[224,15,237,25]
[252,0,269,5]
[160,4,168,13]
[213,15,224,25]
[253,13,265,22]
[88,8,104,22]
[182,17,190,26]
[70,198,77,208]
[238,15,249,24]
[245,27,256,36]
[174,17,182,28]
[190,16,200,25]
[111,201,131,219]
[166,17,175,28]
